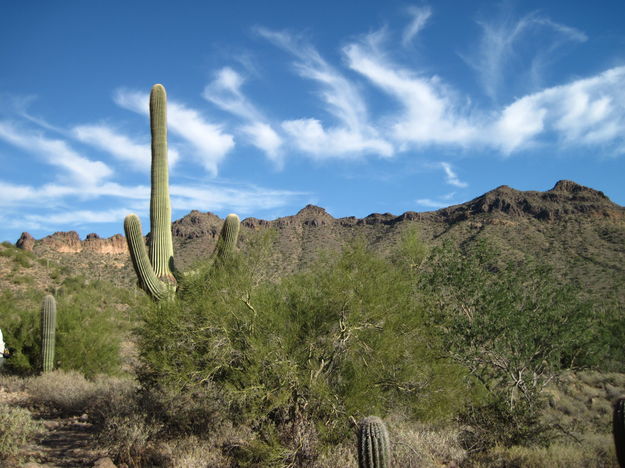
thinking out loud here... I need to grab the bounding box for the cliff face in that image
[19,231,128,255]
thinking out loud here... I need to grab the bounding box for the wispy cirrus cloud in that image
[402,5,432,47]
[344,31,478,148]
[114,89,234,175]
[203,67,283,161]
[463,9,587,102]
[0,121,112,185]
[440,162,468,187]
[256,27,394,159]
[72,124,181,171]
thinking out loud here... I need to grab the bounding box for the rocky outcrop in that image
[83,233,127,254]
[16,232,35,251]
[19,231,127,255]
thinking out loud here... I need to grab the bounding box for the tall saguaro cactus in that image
[41,294,57,373]
[357,416,391,468]
[124,84,241,301]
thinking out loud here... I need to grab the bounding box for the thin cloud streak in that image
[257,27,394,159]
[203,67,284,162]
[465,10,588,101]
[73,124,177,171]
[0,121,112,185]
[402,5,432,46]
[114,89,234,175]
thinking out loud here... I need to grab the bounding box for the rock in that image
[92,457,117,468]
[16,232,35,251]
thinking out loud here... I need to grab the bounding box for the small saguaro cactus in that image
[40,294,57,373]
[123,84,240,301]
[357,416,391,468]
[613,398,625,467]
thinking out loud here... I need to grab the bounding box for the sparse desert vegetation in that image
[0,231,624,467]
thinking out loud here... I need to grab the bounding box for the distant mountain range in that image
[6,180,625,301]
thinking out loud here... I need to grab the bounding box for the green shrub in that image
[0,278,140,377]
[137,233,470,464]
[419,240,605,448]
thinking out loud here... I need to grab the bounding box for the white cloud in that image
[72,124,180,171]
[440,162,468,188]
[402,6,432,47]
[0,121,112,185]
[170,183,306,215]
[257,28,394,159]
[489,66,625,153]
[203,67,284,161]
[241,122,282,159]
[114,89,234,175]
[415,198,449,209]
[281,118,393,158]
[344,35,477,147]
[23,208,133,227]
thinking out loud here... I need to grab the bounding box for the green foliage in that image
[419,240,605,447]
[0,242,34,268]
[0,278,138,377]
[137,233,468,464]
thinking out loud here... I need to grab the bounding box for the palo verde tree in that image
[124,84,240,301]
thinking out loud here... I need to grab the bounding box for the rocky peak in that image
[16,232,35,251]
[437,180,622,223]
[291,205,335,226]
[172,210,223,240]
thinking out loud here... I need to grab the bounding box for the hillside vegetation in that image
[1,221,624,466]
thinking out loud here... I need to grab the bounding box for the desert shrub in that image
[137,233,470,465]
[0,403,43,460]
[419,240,606,449]
[0,278,140,376]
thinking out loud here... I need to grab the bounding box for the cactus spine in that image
[613,398,625,467]
[41,294,56,373]
[124,84,240,301]
[357,416,390,468]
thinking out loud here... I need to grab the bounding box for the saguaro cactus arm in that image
[124,214,172,301]
[212,213,241,262]
[357,416,391,468]
[41,294,57,373]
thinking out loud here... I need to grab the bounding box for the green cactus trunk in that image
[613,398,625,468]
[124,84,241,301]
[149,84,175,284]
[41,294,56,373]
[357,416,390,468]
[212,213,240,262]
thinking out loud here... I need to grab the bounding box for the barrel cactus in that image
[614,398,625,467]
[40,294,56,373]
[124,84,240,301]
[358,416,391,468]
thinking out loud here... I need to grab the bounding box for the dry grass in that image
[470,433,616,468]
[25,370,137,417]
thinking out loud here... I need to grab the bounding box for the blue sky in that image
[1,1,624,242]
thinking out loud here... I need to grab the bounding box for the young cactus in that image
[124,84,240,301]
[357,416,391,468]
[41,294,56,373]
[613,398,625,467]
